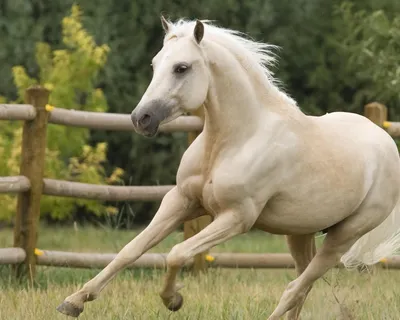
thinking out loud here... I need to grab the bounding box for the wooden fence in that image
[1,86,400,282]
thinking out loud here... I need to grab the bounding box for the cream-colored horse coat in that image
[57,18,400,320]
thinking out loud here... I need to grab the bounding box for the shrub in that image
[0,5,123,221]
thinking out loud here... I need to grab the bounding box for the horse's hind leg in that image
[285,234,316,320]
[268,202,392,320]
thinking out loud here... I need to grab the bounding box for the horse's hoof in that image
[164,292,184,312]
[56,300,83,318]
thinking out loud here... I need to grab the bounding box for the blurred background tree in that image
[335,2,400,118]
[0,0,398,226]
[0,4,123,222]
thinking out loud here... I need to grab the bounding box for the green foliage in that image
[333,2,400,149]
[0,5,123,221]
[334,2,400,117]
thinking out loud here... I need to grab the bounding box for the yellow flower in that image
[45,104,54,112]
[34,248,44,256]
[205,254,215,262]
[383,121,391,129]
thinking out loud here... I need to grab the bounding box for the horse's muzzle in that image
[131,111,158,137]
[131,99,173,137]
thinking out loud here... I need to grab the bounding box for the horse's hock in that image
[0,87,400,281]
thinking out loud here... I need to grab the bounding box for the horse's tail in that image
[340,197,400,269]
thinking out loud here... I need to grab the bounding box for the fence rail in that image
[35,250,178,269]
[384,122,400,138]
[48,107,203,132]
[0,104,36,121]
[0,248,26,264]
[43,178,174,201]
[0,176,31,193]
[0,104,204,132]
[1,249,400,269]
[0,87,400,281]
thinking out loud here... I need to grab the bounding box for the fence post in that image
[183,107,212,274]
[364,102,387,126]
[13,85,50,280]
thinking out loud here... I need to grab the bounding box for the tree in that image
[0,4,123,221]
[334,2,400,118]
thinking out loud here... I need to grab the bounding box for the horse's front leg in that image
[159,204,257,311]
[57,187,200,318]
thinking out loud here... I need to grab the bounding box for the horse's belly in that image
[254,208,333,235]
[254,190,362,235]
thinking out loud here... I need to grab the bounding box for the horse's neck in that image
[201,69,252,174]
[204,77,259,139]
[201,51,300,176]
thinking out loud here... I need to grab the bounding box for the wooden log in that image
[43,178,174,201]
[161,116,203,133]
[0,176,31,193]
[0,104,36,121]
[36,250,193,269]
[383,122,400,138]
[379,255,400,269]
[210,253,295,268]
[364,102,400,138]
[207,253,400,269]
[32,251,400,270]
[48,107,203,132]
[0,248,26,264]
[13,86,50,280]
[364,102,387,127]
[183,106,212,274]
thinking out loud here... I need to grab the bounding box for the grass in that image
[0,225,399,319]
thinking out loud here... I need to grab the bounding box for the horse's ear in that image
[194,20,204,44]
[160,15,171,34]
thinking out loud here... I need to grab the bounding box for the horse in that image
[57,17,400,319]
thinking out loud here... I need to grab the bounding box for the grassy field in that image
[0,225,399,319]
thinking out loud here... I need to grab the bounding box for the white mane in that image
[165,19,296,105]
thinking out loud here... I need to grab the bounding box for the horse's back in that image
[316,111,397,153]
[318,111,369,123]
[316,110,400,200]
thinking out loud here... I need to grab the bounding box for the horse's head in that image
[131,17,209,137]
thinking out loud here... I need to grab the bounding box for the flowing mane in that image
[165,19,296,105]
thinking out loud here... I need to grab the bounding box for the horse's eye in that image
[174,64,189,74]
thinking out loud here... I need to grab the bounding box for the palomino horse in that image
[57,18,400,319]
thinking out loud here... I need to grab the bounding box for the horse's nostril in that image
[139,114,151,128]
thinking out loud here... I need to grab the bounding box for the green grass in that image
[0,225,399,319]
[0,224,296,253]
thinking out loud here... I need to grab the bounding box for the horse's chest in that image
[200,180,221,216]
[178,175,220,216]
